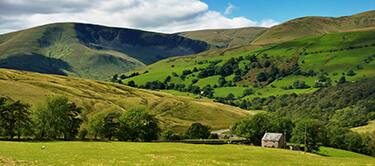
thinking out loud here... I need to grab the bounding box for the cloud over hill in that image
[0,0,278,34]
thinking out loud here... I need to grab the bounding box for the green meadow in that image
[123,29,375,100]
[0,141,374,165]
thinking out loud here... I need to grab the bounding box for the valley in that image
[0,6,374,165]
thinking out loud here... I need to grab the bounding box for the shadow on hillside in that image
[0,53,72,75]
[74,23,208,64]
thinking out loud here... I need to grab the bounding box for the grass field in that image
[0,68,251,132]
[0,141,373,165]
[352,120,375,133]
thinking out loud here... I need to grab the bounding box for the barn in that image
[261,133,286,148]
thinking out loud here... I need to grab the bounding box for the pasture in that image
[0,141,374,165]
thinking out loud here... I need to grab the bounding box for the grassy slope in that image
[178,27,267,48]
[0,23,209,80]
[252,10,375,45]
[0,68,251,132]
[352,120,375,133]
[0,23,145,80]
[0,142,374,165]
[123,29,375,99]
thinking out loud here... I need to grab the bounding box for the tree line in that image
[0,96,215,141]
[232,112,375,156]
[232,79,375,156]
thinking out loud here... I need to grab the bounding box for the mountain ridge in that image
[252,10,375,45]
[0,22,209,80]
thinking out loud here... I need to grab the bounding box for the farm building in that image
[261,133,286,148]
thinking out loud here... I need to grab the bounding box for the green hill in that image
[178,27,267,48]
[0,23,208,80]
[0,68,251,132]
[120,28,375,102]
[0,142,374,165]
[252,10,375,45]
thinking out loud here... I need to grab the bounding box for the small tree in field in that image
[0,98,32,140]
[231,113,272,145]
[101,112,121,141]
[118,107,160,141]
[337,76,347,84]
[291,119,325,152]
[347,70,356,76]
[185,123,211,139]
[88,113,105,140]
[33,96,82,140]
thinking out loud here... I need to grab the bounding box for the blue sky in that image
[203,0,375,23]
[0,0,374,34]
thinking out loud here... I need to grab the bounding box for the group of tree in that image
[301,43,375,56]
[232,79,375,156]
[232,112,375,156]
[111,72,143,83]
[0,96,163,142]
[0,95,219,142]
[88,107,160,141]
[232,113,294,146]
[0,96,82,140]
[281,80,310,90]
[0,97,32,140]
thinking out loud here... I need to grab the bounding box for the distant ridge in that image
[0,23,208,80]
[252,10,375,45]
[178,27,267,48]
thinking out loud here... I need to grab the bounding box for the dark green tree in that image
[161,129,181,141]
[88,113,105,140]
[127,80,136,87]
[226,93,236,100]
[0,98,32,140]
[292,80,310,89]
[202,85,214,98]
[101,112,121,141]
[218,76,227,87]
[291,119,325,152]
[118,107,160,141]
[185,123,211,139]
[270,116,294,141]
[111,74,119,83]
[337,76,347,84]
[232,113,273,145]
[242,88,254,97]
[256,72,268,82]
[347,70,356,76]
[33,96,82,140]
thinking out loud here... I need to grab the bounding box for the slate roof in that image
[262,133,283,141]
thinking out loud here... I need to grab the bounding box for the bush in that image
[118,107,160,141]
[242,88,254,97]
[292,80,310,89]
[208,133,219,139]
[127,80,136,87]
[256,72,268,82]
[337,76,347,84]
[347,70,356,76]
[161,130,182,141]
[185,123,211,139]
[191,79,198,84]
[101,112,121,141]
[218,77,227,87]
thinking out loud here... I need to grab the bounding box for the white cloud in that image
[0,0,279,34]
[224,3,236,15]
[259,19,280,27]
